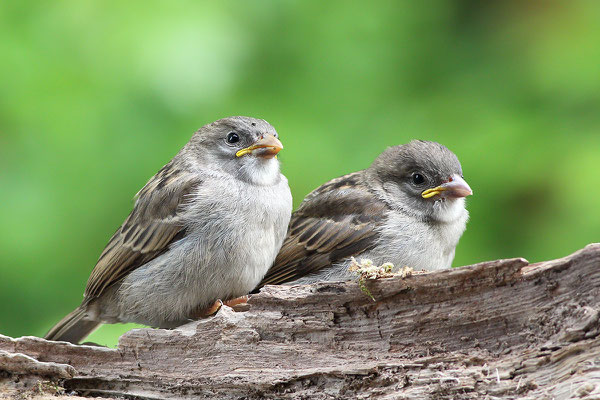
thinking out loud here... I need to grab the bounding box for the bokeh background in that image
[1,1,599,347]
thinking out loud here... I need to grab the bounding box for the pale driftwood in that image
[1,244,599,399]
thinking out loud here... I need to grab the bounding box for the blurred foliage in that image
[1,1,599,347]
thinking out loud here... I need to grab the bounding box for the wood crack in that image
[1,243,599,399]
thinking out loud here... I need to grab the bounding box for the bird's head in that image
[368,140,472,223]
[188,116,283,185]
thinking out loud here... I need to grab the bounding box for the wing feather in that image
[257,171,387,287]
[83,161,201,301]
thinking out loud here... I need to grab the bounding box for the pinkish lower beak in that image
[421,174,472,199]
[439,174,472,198]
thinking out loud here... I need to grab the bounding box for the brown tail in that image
[44,307,101,344]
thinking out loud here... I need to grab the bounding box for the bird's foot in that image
[223,295,250,312]
[192,300,223,319]
[191,295,251,319]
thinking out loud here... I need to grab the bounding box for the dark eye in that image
[226,132,239,144]
[412,173,425,185]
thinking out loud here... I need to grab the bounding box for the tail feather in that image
[45,307,100,344]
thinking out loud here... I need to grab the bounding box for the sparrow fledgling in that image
[46,116,292,343]
[256,140,471,287]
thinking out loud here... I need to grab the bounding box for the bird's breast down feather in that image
[364,205,468,272]
[114,175,292,327]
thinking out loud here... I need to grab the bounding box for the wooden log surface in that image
[1,243,599,399]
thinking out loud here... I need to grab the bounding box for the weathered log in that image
[1,244,599,399]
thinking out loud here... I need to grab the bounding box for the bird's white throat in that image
[240,157,281,186]
[431,197,467,224]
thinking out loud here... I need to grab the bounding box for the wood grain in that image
[1,243,599,399]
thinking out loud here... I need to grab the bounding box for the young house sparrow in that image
[46,116,292,343]
[256,140,471,287]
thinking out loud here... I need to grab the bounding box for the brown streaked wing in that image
[257,171,387,287]
[83,162,202,301]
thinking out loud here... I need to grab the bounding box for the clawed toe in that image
[190,295,251,319]
[191,299,223,319]
[223,295,250,312]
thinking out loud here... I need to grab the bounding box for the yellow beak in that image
[421,174,473,199]
[235,134,283,159]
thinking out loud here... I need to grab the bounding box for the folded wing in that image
[84,162,202,301]
[257,171,387,287]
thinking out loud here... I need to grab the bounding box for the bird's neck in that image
[430,198,468,224]
[238,157,281,186]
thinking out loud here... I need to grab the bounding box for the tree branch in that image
[2,244,599,399]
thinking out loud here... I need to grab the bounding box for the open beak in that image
[421,174,473,199]
[235,134,283,159]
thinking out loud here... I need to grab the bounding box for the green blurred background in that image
[1,1,599,347]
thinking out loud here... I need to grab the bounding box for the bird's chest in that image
[184,180,291,296]
[373,212,465,271]
[114,177,291,327]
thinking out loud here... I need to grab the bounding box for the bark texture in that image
[1,244,599,399]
